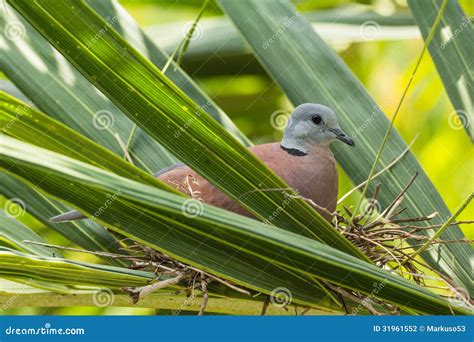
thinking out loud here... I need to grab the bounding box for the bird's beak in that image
[328,128,355,147]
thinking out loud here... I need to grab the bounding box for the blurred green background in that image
[2,0,472,315]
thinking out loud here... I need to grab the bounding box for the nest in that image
[26,173,472,315]
[296,173,474,314]
[120,243,250,315]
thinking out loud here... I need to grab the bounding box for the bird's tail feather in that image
[50,210,87,223]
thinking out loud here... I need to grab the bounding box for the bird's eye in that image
[311,114,322,125]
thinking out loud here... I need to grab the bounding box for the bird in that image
[51,103,354,223]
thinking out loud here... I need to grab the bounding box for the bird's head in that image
[281,103,354,155]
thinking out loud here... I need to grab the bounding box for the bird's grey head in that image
[280,103,354,156]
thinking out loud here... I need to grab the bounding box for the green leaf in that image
[0,212,54,256]
[6,0,367,260]
[408,0,473,141]
[0,135,469,315]
[0,92,172,189]
[0,277,71,294]
[219,0,473,295]
[1,173,127,264]
[0,144,339,312]
[0,248,153,289]
[0,0,249,262]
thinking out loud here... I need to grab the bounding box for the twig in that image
[162,0,209,73]
[260,296,270,316]
[288,194,335,218]
[384,195,404,220]
[184,175,202,200]
[344,233,402,270]
[380,173,418,218]
[402,220,474,230]
[389,212,438,224]
[395,239,473,249]
[338,134,418,204]
[399,193,473,267]
[326,283,381,315]
[198,273,208,316]
[125,125,139,154]
[359,183,382,225]
[123,273,188,303]
[186,266,251,295]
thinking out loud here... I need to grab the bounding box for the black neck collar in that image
[280,145,307,156]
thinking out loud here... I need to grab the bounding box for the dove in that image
[51,103,354,223]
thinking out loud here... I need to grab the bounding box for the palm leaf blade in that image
[408,0,473,141]
[0,214,53,256]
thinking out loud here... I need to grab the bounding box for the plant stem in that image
[349,0,449,224]
[0,291,312,315]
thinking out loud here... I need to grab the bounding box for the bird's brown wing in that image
[153,163,185,177]
[157,165,247,214]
